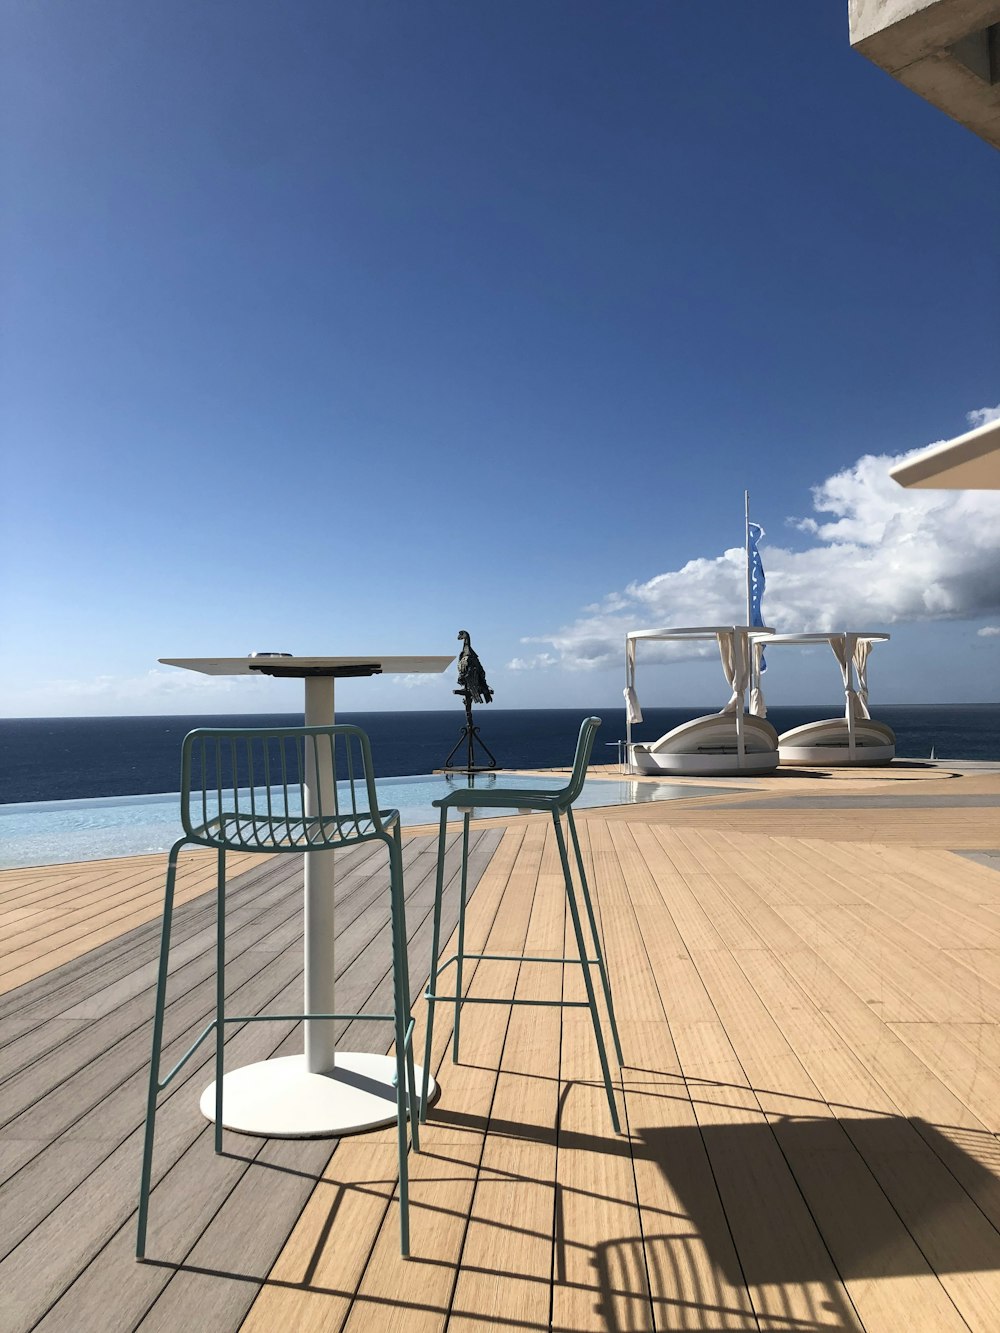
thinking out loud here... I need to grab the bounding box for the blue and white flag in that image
[748,521,766,671]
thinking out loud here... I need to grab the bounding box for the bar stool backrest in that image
[557,716,602,809]
[179,724,388,852]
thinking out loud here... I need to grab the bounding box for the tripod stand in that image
[442,688,497,772]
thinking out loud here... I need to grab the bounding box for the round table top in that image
[160,654,455,677]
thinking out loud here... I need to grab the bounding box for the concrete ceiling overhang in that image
[889,416,1000,488]
[850,0,1000,148]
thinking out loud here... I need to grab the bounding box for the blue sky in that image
[2,1,999,717]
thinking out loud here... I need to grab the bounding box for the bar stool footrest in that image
[433,951,602,972]
[423,993,592,1008]
[155,1012,411,1091]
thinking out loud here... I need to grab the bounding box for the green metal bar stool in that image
[420,716,624,1132]
[136,725,420,1259]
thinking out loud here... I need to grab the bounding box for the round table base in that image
[199,1052,437,1138]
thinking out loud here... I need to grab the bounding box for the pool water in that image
[0,773,731,869]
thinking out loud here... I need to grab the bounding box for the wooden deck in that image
[3,762,1000,1331]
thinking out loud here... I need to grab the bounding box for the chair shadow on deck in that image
[427,1070,1000,1333]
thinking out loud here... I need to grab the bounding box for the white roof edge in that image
[751,631,890,645]
[158,655,455,676]
[625,624,774,643]
[889,416,1000,490]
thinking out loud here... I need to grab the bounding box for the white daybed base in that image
[777,718,895,768]
[632,714,779,777]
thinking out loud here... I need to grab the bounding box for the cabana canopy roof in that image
[751,631,889,646]
[625,624,766,643]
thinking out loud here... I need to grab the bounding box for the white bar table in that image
[159,654,453,1138]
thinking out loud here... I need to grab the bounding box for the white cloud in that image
[967,405,1000,428]
[392,673,440,689]
[39,669,253,701]
[520,430,1000,671]
[1,667,287,717]
[508,653,558,671]
[978,626,1000,638]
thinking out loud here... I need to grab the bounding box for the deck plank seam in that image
[0,835,446,1084]
[578,820,661,1333]
[11,831,503,1331]
[712,905,987,1331]
[417,825,547,1331]
[572,821,656,1329]
[775,835,1000,997]
[0,840,402,999]
[326,823,532,1333]
[0,853,300,1016]
[675,834,974,1328]
[686,829,1000,1303]
[443,819,557,1333]
[736,834,1000,1098]
[0,836,491,1251]
[286,824,531,1332]
[0,839,432,1123]
[620,821,870,1331]
[0,864,330,1097]
[0,837,424,1008]
[610,821,766,1331]
[6,767,1000,1333]
[137,829,504,1331]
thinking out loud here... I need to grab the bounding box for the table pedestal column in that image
[304,675,338,1073]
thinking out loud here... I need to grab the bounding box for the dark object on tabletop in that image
[443,629,498,772]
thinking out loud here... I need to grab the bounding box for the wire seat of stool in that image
[136,724,419,1260]
[420,716,624,1133]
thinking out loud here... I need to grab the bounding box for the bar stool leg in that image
[136,839,185,1259]
[420,808,449,1122]
[214,847,226,1154]
[387,833,412,1255]
[567,809,624,1067]
[391,822,419,1155]
[452,811,471,1065]
[553,814,621,1134]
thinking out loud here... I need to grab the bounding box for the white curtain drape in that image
[623,685,642,724]
[624,640,642,723]
[718,631,750,714]
[829,634,863,721]
[749,640,767,718]
[852,639,872,719]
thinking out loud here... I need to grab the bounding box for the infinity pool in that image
[0,773,732,868]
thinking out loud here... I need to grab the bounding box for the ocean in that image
[2,705,998,805]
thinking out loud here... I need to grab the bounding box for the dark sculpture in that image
[456,629,494,705]
[443,630,498,771]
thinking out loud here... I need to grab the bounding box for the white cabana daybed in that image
[625,625,779,776]
[750,631,895,766]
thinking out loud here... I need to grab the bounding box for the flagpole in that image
[745,490,755,725]
[744,489,752,628]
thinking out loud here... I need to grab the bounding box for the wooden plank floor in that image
[0,828,503,1332]
[3,762,1000,1331]
[240,812,1000,1331]
[0,850,265,995]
